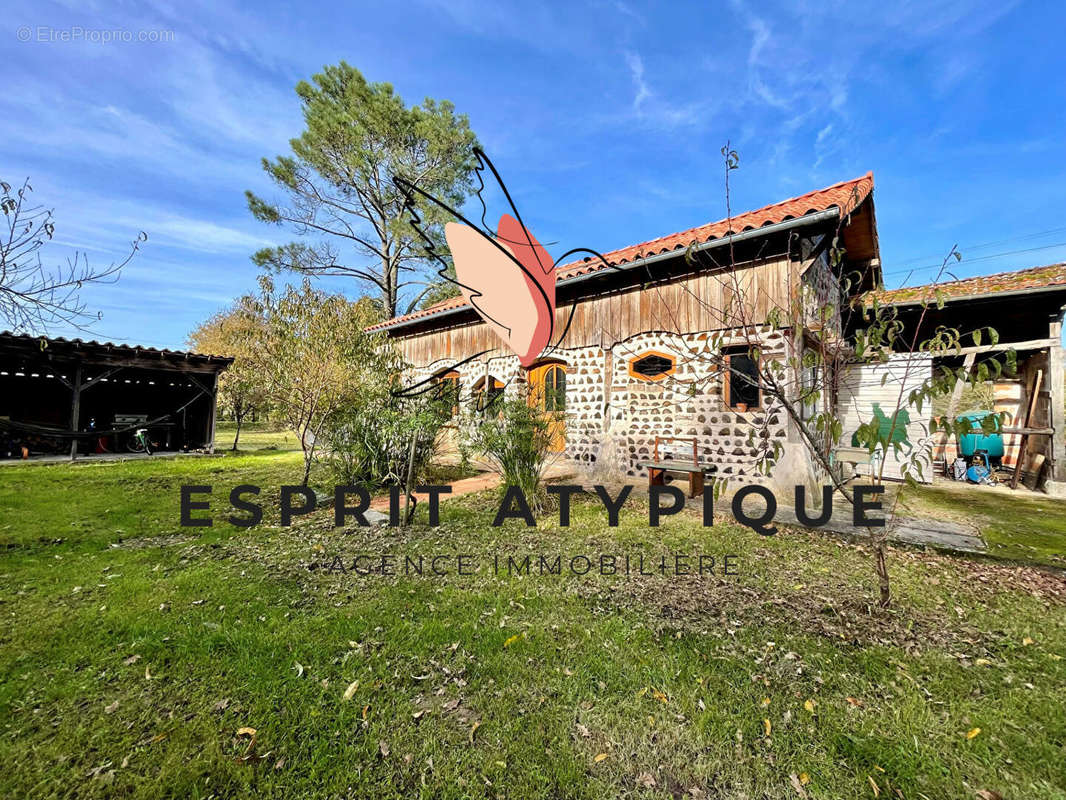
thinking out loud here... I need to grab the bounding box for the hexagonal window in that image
[628,351,675,382]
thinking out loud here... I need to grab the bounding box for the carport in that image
[863,263,1066,493]
[0,331,232,460]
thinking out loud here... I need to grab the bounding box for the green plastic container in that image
[957,411,1003,458]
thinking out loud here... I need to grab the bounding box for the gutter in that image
[375,207,842,333]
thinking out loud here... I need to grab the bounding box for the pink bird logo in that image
[395,148,611,368]
[443,212,555,367]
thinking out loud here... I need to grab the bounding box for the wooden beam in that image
[1049,312,1065,482]
[1011,369,1043,490]
[939,352,976,464]
[81,368,121,391]
[951,337,1055,356]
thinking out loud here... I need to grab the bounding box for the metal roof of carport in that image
[0,331,233,372]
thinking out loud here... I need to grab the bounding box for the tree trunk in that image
[874,537,891,608]
[300,425,315,487]
[232,412,243,451]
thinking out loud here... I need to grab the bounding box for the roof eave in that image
[372,207,842,335]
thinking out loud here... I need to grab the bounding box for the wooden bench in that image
[832,446,873,481]
[635,436,711,498]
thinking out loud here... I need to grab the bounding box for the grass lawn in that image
[213,422,302,452]
[896,481,1066,568]
[1,451,1064,798]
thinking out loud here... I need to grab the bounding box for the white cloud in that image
[625,52,651,112]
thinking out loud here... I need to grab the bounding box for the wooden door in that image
[528,362,567,452]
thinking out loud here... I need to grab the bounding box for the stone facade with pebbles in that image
[411,324,814,490]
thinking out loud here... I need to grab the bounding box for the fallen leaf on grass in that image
[763,718,772,737]
[1022,637,1034,646]
[293,663,305,678]
[636,771,657,788]
[503,632,526,648]
[342,681,359,701]
[575,723,591,738]
[144,665,152,681]
[867,775,880,796]
[378,740,389,758]
[469,721,481,743]
[362,705,370,721]
[846,696,863,707]
[212,698,231,713]
[804,699,816,713]
[976,791,1003,800]
[235,727,257,761]
[789,773,809,798]
[123,655,141,666]
[594,753,608,763]
[104,700,119,714]
[966,727,982,740]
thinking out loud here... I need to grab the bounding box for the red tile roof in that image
[865,262,1066,306]
[368,171,875,332]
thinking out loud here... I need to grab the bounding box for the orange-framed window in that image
[472,375,504,414]
[628,350,676,382]
[529,361,567,412]
[433,370,461,417]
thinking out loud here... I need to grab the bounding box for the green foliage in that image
[246,61,480,317]
[187,296,271,449]
[245,276,393,484]
[320,393,448,490]
[465,390,554,512]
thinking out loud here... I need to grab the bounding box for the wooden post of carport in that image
[207,370,219,454]
[69,364,83,460]
[1049,308,1065,485]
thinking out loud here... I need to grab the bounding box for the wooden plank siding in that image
[394,255,798,367]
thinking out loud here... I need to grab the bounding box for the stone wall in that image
[407,324,816,490]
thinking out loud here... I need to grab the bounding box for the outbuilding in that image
[0,331,231,460]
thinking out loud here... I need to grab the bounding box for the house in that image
[368,174,880,492]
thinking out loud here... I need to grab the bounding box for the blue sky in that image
[3,0,1065,349]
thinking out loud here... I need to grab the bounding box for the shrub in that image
[321,394,447,490]
[465,389,554,512]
